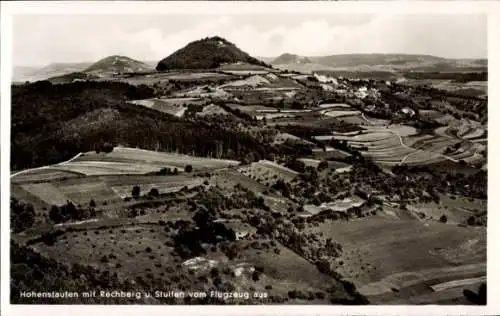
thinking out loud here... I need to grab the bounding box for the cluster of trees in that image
[173,207,236,259]
[49,201,96,224]
[11,198,36,233]
[156,36,270,70]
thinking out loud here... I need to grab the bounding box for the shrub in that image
[467,216,476,226]
[184,165,193,173]
[252,270,261,281]
[131,185,141,198]
[439,214,448,223]
[149,188,160,197]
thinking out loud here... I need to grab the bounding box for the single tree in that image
[132,185,141,198]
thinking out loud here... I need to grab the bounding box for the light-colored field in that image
[54,161,162,176]
[220,75,270,88]
[11,168,81,183]
[12,148,240,207]
[236,242,351,301]
[130,98,208,117]
[256,113,296,120]
[175,86,232,99]
[359,262,486,298]
[362,125,418,137]
[196,103,229,117]
[55,180,123,206]
[63,147,240,176]
[13,173,208,208]
[304,196,365,215]
[308,217,486,303]
[21,183,71,206]
[213,169,269,193]
[319,103,351,108]
[322,110,361,118]
[110,177,204,198]
[430,276,486,292]
[30,224,177,281]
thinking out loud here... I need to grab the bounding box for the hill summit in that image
[156,36,268,71]
[84,55,153,76]
[272,53,311,64]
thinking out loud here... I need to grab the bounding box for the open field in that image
[196,103,230,117]
[30,223,178,280]
[12,173,207,211]
[11,168,82,184]
[61,147,240,175]
[308,217,486,303]
[55,178,124,206]
[20,183,72,206]
[213,169,269,193]
[128,98,206,117]
[110,178,204,199]
[239,160,298,185]
[10,147,240,210]
[304,195,365,215]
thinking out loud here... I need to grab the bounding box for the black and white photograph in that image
[1,1,498,315]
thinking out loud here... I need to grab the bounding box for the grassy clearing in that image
[54,161,162,176]
[55,179,122,206]
[239,160,298,185]
[110,178,204,199]
[11,168,81,184]
[31,224,177,281]
[233,241,351,303]
[322,110,361,118]
[70,147,240,175]
[213,170,268,193]
[129,98,204,117]
[21,183,71,206]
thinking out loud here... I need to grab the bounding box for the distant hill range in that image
[271,53,311,65]
[270,53,487,74]
[13,56,153,83]
[13,62,92,82]
[83,55,154,76]
[156,36,269,71]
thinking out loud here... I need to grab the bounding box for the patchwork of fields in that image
[11,147,241,208]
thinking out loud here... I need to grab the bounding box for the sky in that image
[13,13,487,67]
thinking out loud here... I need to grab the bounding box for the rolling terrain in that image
[10,35,487,305]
